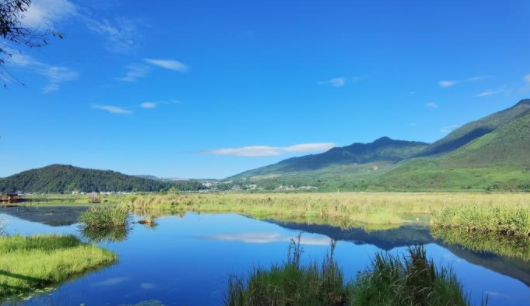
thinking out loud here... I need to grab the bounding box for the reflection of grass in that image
[431,227,530,261]
[0,235,116,299]
[226,239,470,306]
[81,226,129,243]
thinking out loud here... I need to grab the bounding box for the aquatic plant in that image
[81,226,129,243]
[225,240,471,306]
[348,245,469,306]
[79,205,130,230]
[0,235,116,299]
[225,236,346,306]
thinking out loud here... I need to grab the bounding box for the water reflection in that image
[1,208,530,306]
[81,226,130,243]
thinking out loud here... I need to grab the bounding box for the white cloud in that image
[439,80,456,88]
[141,102,157,109]
[22,0,77,28]
[144,59,189,72]
[318,76,363,87]
[439,76,492,88]
[4,49,78,92]
[425,102,439,108]
[92,104,132,115]
[41,66,79,93]
[476,89,504,97]
[117,65,150,82]
[440,124,459,133]
[202,143,336,157]
[86,17,140,54]
[319,77,346,87]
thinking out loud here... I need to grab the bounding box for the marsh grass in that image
[79,205,130,230]
[431,204,530,237]
[349,246,469,306]
[226,236,346,306]
[226,239,471,306]
[0,235,116,299]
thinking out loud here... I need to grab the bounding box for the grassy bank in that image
[118,193,530,231]
[226,239,470,306]
[0,235,117,299]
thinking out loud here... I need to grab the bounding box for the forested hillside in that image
[0,165,204,193]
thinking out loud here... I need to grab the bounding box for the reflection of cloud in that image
[483,291,510,298]
[202,232,332,245]
[140,283,156,290]
[91,277,130,287]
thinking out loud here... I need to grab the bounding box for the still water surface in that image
[1,206,530,306]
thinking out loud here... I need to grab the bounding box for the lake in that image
[1,206,530,306]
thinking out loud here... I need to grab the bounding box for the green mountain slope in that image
[231,137,429,181]
[373,104,530,190]
[418,99,530,157]
[0,165,204,193]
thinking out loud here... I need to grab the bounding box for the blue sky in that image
[1,0,530,178]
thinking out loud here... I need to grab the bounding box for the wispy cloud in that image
[425,102,439,108]
[318,77,362,87]
[202,143,336,157]
[476,88,505,97]
[202,232,332,245]
[141,102,157,109]
[86,17,141,54]
[92,104,132,115]
[144,59,189,72]
[439,75,492,88]
[118,60,189,82]
[41,66,79,93]
[440,124,459,133]
[4,49,78,92]
[117,64,150,82]
[21,0,78,28]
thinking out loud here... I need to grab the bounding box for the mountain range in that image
[230,99,530,191]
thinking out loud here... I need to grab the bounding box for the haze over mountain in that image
[0,165,204,194]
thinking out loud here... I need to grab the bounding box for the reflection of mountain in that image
[0,206,88,226]
[273,221,432,250]
[273,220,530,288]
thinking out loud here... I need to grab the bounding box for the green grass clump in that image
[226,237,346,306]
[0,235,116,299]
[79,205,130,230]
[226,239,471,306]
[348,246,469,306]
